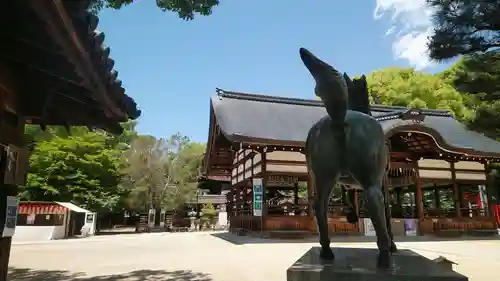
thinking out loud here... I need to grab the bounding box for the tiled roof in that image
[65,1,141,122]
[211,89,500,156]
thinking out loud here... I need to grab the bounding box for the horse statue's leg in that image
[383,182,398,252]
[362,180,395,270]
[311,170,338,260]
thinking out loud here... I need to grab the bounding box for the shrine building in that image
[203,88,500,237]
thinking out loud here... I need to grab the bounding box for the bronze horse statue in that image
[300,48,397,270]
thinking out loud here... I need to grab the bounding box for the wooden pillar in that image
[353,189,359,216]
[239,185,244,216]
[450,162,461,218]
[434,187,441,211]
[293,183,299,206]
[414,169,424,220]
[394,188,402,217]
[250,153,254,216]
[484,163,495,220]
[261,147,267,215]
[307,176,314,218]
[0,62,25,280]
[260,147,268,230]
[396,189,401,206]
[232,187,238,218]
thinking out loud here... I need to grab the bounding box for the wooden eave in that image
[203,103,234,178]
[0,0,140,134]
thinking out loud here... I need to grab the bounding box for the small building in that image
[203,89,500,236]
[195,176,231,228]
[186,192,228,228]
[14,201,96,242]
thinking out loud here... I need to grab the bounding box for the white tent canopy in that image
[55,201,89,213]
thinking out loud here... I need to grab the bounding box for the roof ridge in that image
[215,88,452,117]
[216,88,323,107]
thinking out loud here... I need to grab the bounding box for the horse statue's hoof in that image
[320,247,335,260]
[390,241,398,253]
[377,251,396,271]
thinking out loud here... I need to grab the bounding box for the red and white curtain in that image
[18,204,67,215]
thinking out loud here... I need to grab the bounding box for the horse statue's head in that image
[299,48,348,108]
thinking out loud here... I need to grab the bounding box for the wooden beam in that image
[450,162,461,218]
[261,147,268,220]
[414,164,425,220]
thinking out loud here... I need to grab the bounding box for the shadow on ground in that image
[211,231,500,245]
[8,268,213,281]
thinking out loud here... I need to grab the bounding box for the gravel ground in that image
[8,231,500,281]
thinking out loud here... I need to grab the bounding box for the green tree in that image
[21,122,138,211]
[439,55,500,139]
[365,67,472,121]
[20,132,124,211]
[201,202,217,227]
[120,133,204,217]
[90,0,219,20]
[426,1,500,139]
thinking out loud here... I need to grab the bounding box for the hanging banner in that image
[363,218,376,236]
[2,196,19,237]
[252,178,263,217]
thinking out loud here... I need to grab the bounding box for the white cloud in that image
[384,26,396,36]
[374,0,436,70]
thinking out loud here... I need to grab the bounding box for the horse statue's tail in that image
[299,48,348,129]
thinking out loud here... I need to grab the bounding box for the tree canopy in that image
[439,54,500,138]
[90,0,219,20]
[119,133,203,211]
[426,1,500,139]
[427,0,500,61]
[21,122,206,213]
[21,126,130,212]
[364,67,473,121]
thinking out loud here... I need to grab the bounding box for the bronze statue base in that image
[287,247,468,281]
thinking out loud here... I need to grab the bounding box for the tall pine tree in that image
[427,0,500,139]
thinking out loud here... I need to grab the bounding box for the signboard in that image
[138,213,149,229]
[404,219,418,236]
[267,175,298,187]
[2,196,19,237]
[252,178,263,217]
[363,218,376,236]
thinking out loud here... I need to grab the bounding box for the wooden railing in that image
[419,216,497,235]
[267,203,309,216]
[265,215,312,231]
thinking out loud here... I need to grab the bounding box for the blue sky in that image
[98,0,450,143]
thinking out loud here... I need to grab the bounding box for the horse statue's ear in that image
[360,75,368,87]
[343,73,353,87]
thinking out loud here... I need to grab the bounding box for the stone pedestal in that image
[287,247,468,281]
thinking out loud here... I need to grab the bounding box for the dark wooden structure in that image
[0,1,139,278]
[204,89,499,237]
